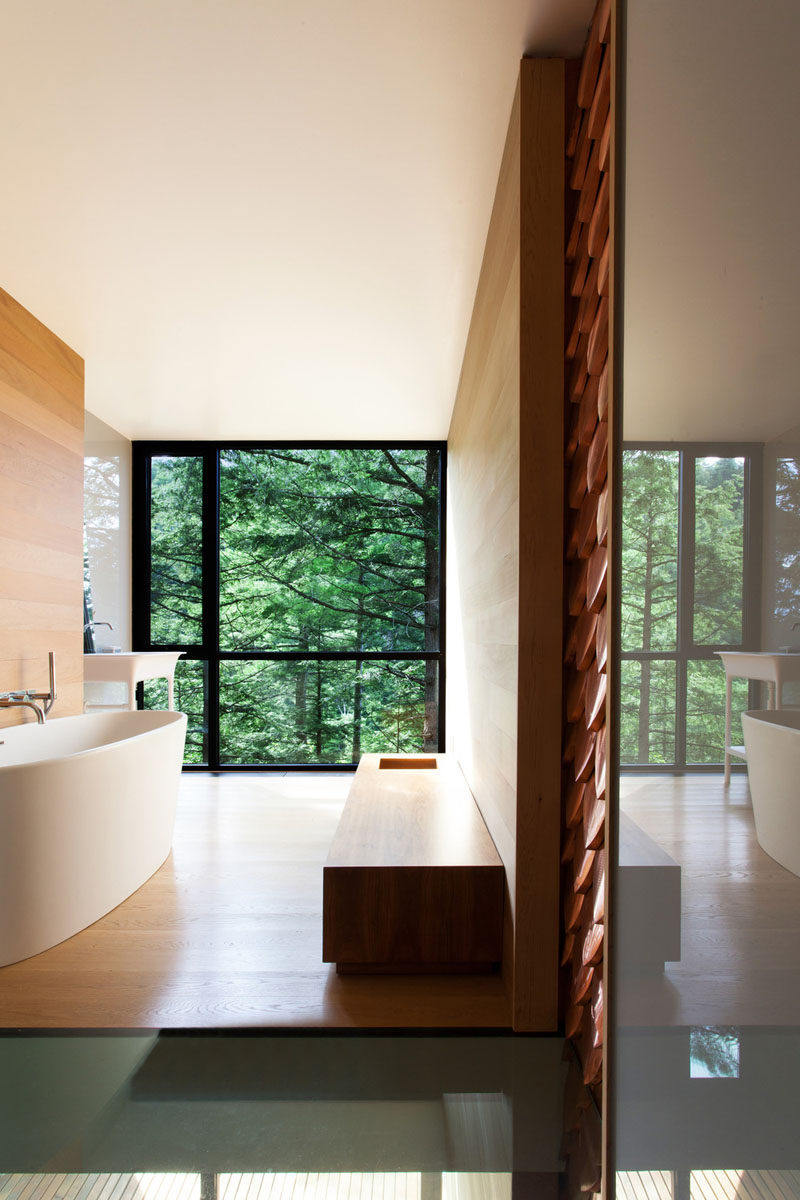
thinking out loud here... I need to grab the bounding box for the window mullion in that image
[204,448,221,769]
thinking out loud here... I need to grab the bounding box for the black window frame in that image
[132,440,447,771]
[620,441,763,773]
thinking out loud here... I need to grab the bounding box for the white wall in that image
[623,0,800,443]
[84,410,132,652]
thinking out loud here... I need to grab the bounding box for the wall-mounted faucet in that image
[84,620,113,632]
[0,652,57,724]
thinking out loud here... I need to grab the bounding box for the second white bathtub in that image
[741,708,800,877]
[0,710,187,967]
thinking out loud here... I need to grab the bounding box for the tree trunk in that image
[294,630,309,748]
[315,660,323,758]
[637,526,655,763]
[422,449,440,751]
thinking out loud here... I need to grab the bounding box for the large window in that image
[620,445,761,768]
[133,444,445,768]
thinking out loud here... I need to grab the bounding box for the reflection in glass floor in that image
[0,1174,511,1200]
[617,1170,800,1200]
[0,1033,565,1187]
[614,1026,800,1194]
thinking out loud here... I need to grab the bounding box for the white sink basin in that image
[716,650,800,687]
[83,652,183,709]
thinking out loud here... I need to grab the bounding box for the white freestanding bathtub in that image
[741,708,800,877]
[0,710,187,966]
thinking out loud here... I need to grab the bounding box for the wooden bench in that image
[618,811,681,973]
[323,753,505,973]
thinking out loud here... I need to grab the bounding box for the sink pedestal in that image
[83,652,183,711]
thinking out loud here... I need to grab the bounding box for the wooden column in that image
[449,60,567,1032]
[516,57,567,1032]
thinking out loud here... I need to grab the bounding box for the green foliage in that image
[150,456,204,644]
[218,448,439,653]
[693,457,744,645]
[619,658,676,765]
[143,661,207,765]
[774,456,800,623]
[621,449,679,654]
[620,450,748,766]
[145,448,441,765]
[219,659,432,765]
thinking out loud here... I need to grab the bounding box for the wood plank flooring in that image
[0,774,509,1030]
[619,773,800,1027]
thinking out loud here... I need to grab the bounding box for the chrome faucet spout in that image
[0,696,45,723]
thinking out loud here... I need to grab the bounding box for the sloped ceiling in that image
[0,0,594,441]
[624,0,800,443]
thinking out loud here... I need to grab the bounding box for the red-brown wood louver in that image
[560,0,611,1190]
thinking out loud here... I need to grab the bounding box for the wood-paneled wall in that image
[0,287,84,724]
[447,79,520,1003]
[447,60,565,1031]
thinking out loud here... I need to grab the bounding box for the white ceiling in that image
[623,0,800,443]
[0,0,593,442]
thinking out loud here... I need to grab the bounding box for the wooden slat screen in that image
[560,0,611,1191]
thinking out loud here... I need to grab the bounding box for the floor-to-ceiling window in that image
[132,444,445,768]
[620,444,762,769]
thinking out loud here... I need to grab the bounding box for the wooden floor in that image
[0,774,509,1030]
[619,772,800,1027]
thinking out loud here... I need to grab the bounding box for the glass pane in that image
[774,456,800,628]
[218,448,440,653]
[620,658,676,765]
[686,658,748,764]
[84,453,122,645]
[143,659,209,765]
[150,456,204,645]
[621,450,679,651]
[219,658,437,765]
[693,456,745,645]
[764,454,800,668]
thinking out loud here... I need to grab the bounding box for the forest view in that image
[143,447,442,766]
[620,449,748,766]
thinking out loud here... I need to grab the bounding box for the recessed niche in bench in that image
[323,752,504,974]
[378,756,437,770]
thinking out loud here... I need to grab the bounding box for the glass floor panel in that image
[0,1034,564,1177]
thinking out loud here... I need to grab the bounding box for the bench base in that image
[323,753,505,974]
[336,962,498,975]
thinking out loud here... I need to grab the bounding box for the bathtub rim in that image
[741,707,800,732]
[0,709,188,775]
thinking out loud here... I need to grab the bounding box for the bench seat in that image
[323,753,505,973]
